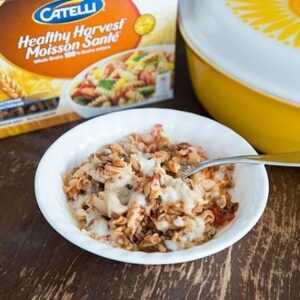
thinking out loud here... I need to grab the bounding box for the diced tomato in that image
[80,78,95,88]
[80,87,98,100]
[139,70,155,85]
[111,96,120,106]
[72,86,96,99]
[72,88,82,98]
[210,203,235,227]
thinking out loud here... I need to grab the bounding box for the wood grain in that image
[0,37,299,300]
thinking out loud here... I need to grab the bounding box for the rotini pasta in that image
[96,86,116,99]
[88,96,108,107]
[71,49,174,108]
[63,125,239,252]
[126,90,144,104]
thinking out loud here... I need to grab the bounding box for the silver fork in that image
[181,151,300,179]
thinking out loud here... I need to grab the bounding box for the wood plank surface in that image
[0,37,299,300]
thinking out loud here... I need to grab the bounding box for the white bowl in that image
[65,45,175,119]
[35,108,269,265]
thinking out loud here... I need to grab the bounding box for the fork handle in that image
[183,151,300,178]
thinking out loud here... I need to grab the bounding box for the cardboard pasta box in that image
[0,0,178,138]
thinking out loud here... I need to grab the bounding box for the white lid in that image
[179,0,300,106]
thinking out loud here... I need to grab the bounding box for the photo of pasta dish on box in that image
[67,45,175,118]
[63,125,238,252]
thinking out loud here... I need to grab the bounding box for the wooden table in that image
[1,38,299,300]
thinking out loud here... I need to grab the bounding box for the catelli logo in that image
[33,0,105,24]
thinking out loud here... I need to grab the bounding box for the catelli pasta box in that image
[0,0,178,138]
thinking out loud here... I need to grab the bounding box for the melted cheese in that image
[165,240,180,251]
[71,194,86,211]
[173,216,185,227]
[134,152,156,177]
[155,220,170,232]
[180,217,205,243]
[133,193,147,207]
[165,217,206,251]
[105,191,128,217]
[88,218,111,237]
[103,165,135,212]
[127,193,147,208]
[160,178,199,214]
[105,165,133,190]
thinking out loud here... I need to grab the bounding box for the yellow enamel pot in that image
[184,44,300,153]
[179,0,300,153]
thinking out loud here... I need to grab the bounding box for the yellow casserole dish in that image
[179,0,300,153]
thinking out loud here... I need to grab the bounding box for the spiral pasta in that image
[88,96,108,107]
[63,125,239,252]
[71,49,174,108]
[126,90,144,104]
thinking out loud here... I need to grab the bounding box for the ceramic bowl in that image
[35,108,269,264]
[64,45,174,119]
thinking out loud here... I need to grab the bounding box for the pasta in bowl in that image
[35,109,269,264]
[66,45,174,118]
[63,125,238,252]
